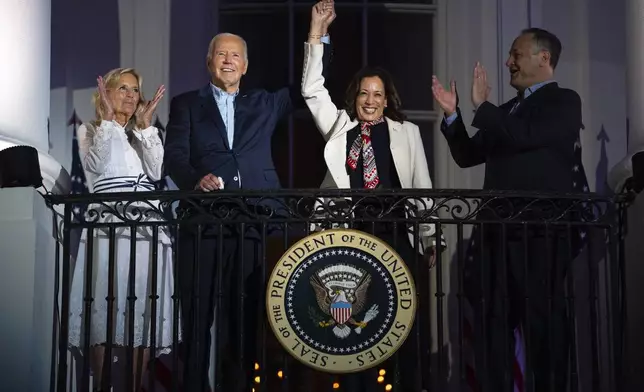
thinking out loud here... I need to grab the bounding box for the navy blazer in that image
[164,43,332,191]
[441,82,583,192]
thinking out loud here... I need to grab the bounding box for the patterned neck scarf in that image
[346,117,385,189]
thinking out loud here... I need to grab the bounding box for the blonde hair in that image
[91,67,147,130]
[206,32,248,67]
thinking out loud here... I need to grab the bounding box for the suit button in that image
[234,176,239,181]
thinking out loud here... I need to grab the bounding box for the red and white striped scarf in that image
[346,117,385,189]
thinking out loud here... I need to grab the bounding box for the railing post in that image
[57,202,73,392]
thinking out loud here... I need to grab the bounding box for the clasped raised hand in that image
[310,0,335,36]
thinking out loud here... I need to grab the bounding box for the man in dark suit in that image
[432,28,588,391]
[164,2,336,390]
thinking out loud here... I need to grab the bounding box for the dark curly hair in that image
[344,66,406,123]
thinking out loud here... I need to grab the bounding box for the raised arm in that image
[432,76,486,168]
[472,89,581,150]
[440,110,487,168]
[274,1,335,119]
[470,62,581,150]
[301,1,340,139]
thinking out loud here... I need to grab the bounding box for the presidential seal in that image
[266,229,416,373]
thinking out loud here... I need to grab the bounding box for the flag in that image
[140,354,192,392]
[69,110,89,219]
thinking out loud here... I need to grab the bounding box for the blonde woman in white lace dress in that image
[68,67,177,391]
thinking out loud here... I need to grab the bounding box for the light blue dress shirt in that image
[210,84,238,148]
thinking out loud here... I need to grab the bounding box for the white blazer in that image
[301,42,442,253]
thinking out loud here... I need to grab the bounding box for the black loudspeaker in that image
[0,145,43,188]
[631,151,644,194]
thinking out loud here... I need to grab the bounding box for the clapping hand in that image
[136,85,166,129]
[431,76,458,116]
[97,76,115,121]
[471,62,491,109]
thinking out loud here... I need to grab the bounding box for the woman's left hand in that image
[137,85,165,129]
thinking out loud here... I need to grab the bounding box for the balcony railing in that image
[44,189,629,392]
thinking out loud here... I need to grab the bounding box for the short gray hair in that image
[206,33,248,65]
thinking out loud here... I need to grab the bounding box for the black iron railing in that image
[45,189,629,392]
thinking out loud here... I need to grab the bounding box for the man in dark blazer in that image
[164,2,336,391]
[432,28,588,392]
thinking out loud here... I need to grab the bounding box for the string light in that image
[333,382,340,389]
[254,363,260,371]
[377,376,385,383]
[254,376,261,384]
[385,384,393,391]
[277,370,283,379]
[379,369,386,376]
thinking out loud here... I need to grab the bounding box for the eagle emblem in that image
[310,263,380,339]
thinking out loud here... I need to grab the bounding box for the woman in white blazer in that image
[301,40,444,256]
[302,24,445,391]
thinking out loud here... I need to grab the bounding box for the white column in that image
[625,0,644,152]
[0,188,58,391]
[609,0,644,191]
[613,3,644,391]
[118,0,172,123]
[0,0,70,194]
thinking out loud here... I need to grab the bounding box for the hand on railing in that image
[195,174,224,192]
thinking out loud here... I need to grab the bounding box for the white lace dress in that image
[68,120,179,355]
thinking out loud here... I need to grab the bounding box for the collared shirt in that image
[508,80,555,114]
[522,80,555,98]
[210,83,239,148]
